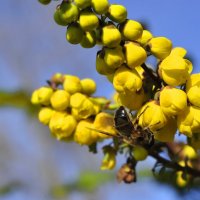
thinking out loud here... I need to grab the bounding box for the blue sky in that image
[0,0,200,200]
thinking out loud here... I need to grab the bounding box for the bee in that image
[91,106,154,148]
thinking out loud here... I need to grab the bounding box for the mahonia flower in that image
[63,75,82,94]
[49,111,77,140]
[137,30,153,46]
[147,37,172,60]
[159,53,192,86]
[177,106,200,137]
[93,112,117,139]
[80,78,96,95]
[132,145,148,161]
[186,73,200,107]
[159,86,187,116]
[153,117,177,142]
[116,89,145,110]
[138,100,167,131]
[113,65,142,93]
[38,107,55,125]
[91,0,109,15]
[74,119,99,145]
[50,90,70,111]
[101,146,116,170]
[124,42,147,69]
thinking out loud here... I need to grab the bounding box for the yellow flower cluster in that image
[31,73,117,144]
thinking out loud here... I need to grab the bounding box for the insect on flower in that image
[91,106,154,148]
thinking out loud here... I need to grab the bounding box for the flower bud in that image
[117,90,145,110]
[59,2,79,25]
[81,78,96,95]
[159,54,192,86]
[38,107,55,125]
[153,117,177,142]
[66,23,84,44]
[93,112,117,139]
[38,0,51,5]
[79,10,99,31]
[132,145,148,161]
[170,47,187,57]
[186,73,200,107]
[31,89,40,105]
[124,42,147,69]
[120,20,143,41]
[101,25,121,48]
[74,0,91,9]
[80,31,96,48]
[148,37,172,60]
[49,111,77,140]
[96,52,116,75]
[113,65,142,93]
[54,8,68,26]
[107,4,127,23]
[91,0,109,14]
[50,90,70,111]
[74,119,99,145]
[63,75,82,94]
[138,101,167,131]
[104,46,125,69]
[136,30,153,46]
[37,87,53,106]
[101,147,116,170]
[177,106,200,137]
[160,86,187,116]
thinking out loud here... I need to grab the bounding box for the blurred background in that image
[0,0,200,199]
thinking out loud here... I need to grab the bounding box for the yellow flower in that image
[31,89,40,105]
[38,107,55,125]
[63,75,82,94]
[180,145,197,159]
[113,65,142,93]
[93,112,117,139]
[101,25,121,48]
[160,86,187,116]
[132,145,148,161]
[70,93,95,119]
[137,30,153,46]
[159,54,192,86]
[49,111,77,140]
[50,90,70,111]
[80,78,96,95]
[148,37,172,60]
[101,147,116,170]
[177,106,200,137]
[117,89,145,110]
[74,119,99,145]
[138,100,167,131]
[170,47,187,57]
[36,87,53,106]
[153,117,177,142]
[186,73,200,107]
[120,19,143,41]
[124,42,147,69]
[91,0,109,15]
[104,46,125,69]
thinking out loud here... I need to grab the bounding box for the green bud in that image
[54,8,68,26]
[66,23,84,44]
[80,31,96,48]
[38,0,51,5]
[74,0,91,9]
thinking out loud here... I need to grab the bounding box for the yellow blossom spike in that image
[148,37,172,60]
[120,20,143,41]
[38,107,55,125]
[177,106,200,137]
[93,112,117,139]
[138,100,167,131]
[124,42,147,69]
[50,90,70,111]
[49,111,77,140]
[113,65,142,93]
[186,74,200,107]
[74,119,99,145]
[153,117,177,142]
[159,54,191,86]
[160,86,187,116]
[63,75,82,94]
[80,78,96,95]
